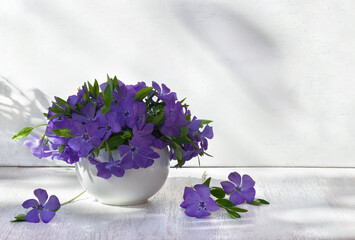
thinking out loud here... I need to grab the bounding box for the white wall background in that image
[0,0,354,167]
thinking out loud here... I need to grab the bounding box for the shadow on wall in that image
[171,2,303,166]
[172,2,298,112]
[0,75,56,165]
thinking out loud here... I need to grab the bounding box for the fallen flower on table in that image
[180,184,219,218]
[181,171,269,219]
[12,188,86,223]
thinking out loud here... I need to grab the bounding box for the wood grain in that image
[1,167,355,240]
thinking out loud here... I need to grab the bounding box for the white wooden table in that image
[1,167,355,240]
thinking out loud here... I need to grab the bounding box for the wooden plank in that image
[1,167,355,239]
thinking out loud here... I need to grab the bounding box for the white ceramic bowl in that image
[75,148,170,205]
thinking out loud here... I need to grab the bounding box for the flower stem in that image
[34,123,48,128]
[60,190,87,207]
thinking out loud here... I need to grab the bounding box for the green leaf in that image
[55,97,71,109]
[171,141,183,167]
[101,85,113,107]
[121,130,132,139]
[93,79,100,99]
[112,76,120,92]
[12,127,34,140]
[107,135,126,149]
[215,198,236,208]
[107,74,114,91]
[48,113,64,120]
[247,199,262,206]
[227,207,248,212]
[52,128,75,138]
[185,114,191,122]
[226,209,241,219]
[59,145,66,153]
[101,106,111,115]
[257,198,270,205]
[49,107,62,114]
[151,110,165,125]
[43,113,48,117]
[201,151,213,157]
[210,187,226,199]
[180,97,187,104]
[11,213,26,222]
[93,147,100,157]
[202,177,211,187]
[200,119,213,128]
[52,101,70,115]
[134,87,153,101]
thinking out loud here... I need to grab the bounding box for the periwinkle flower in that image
[221,172,256,205]
[118,137,160,169]
[111,99,136,128]
[180,184,219,218]
[161,101,187,137]
[71,102,97,124]
[152,81,177,102]
[193,125,213,150]
[89,154,132,179]
[96,111,121,140]
[24,134,51,159]
[22,189,60,223]
[68,122,102,157]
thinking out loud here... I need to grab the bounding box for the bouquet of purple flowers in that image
[13,76,214,179]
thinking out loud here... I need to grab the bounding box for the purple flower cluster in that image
[21,76,214,178]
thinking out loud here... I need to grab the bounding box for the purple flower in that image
[221,172,256,205]
[152,81,177,102]
[161,101,187,137]
[89,154,132,179]
[193,125,213,150]
[96,111,121,140]
[118,137,160,169]
[68,122,102,157]
[71,102,97,124]
[111,99,136,128]
[67,86,86,107]
[24,135,51,159]
[187,117,201,138]
[180,184,219,218]
[51,145,80,164]
[22,188,60,223]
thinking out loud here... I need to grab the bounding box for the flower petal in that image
[44,195,60,211]
[229,191,245,205]
[117,145,131,156]
[22,199,39,209]
[184,203,199,217]
[220,181,236,194]
[241,174,255,190]
[196,209,211,218]
[180,200,191,209]
[111,167,125,177]
[81,102,95,119]
[241,188,256,203]
[68,137,82,152]
[34,188,48,205]
[205,197,220,211]
[182,187,195,200]
[228,172,241,187]
[183,187,200,204]
[25,208,40,223]
[194,184,211,202]
[40,210,56,223]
